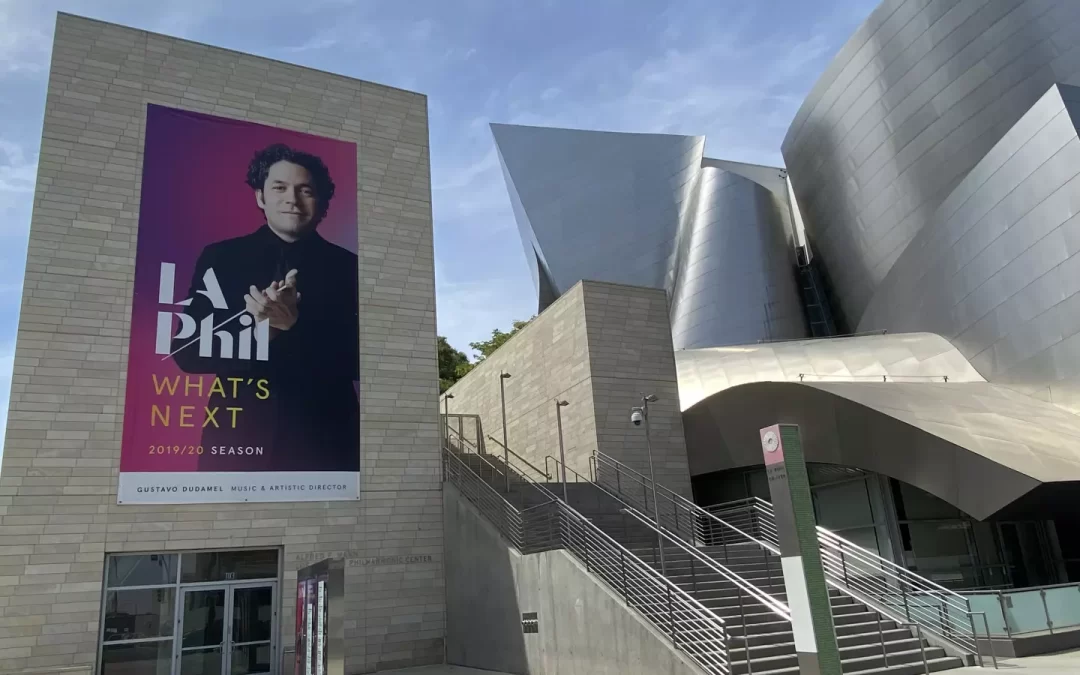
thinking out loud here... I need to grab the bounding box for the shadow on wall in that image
[444,482,529,674]
[443,483,703,675]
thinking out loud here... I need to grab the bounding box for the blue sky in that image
[0,0,880,451]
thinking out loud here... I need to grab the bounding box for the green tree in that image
[465,318,534,367]
[437,336,470,393]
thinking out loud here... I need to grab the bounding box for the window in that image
[99,549,279,675]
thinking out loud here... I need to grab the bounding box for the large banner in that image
[118,104,360,504]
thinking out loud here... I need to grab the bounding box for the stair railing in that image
[705,498,985,660]
[592,452,781,560]
[621,508,791,675]
[442,443,733,675]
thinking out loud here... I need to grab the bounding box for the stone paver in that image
[952,648,1080,674]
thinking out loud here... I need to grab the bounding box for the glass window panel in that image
[833,526,881,556]
[233,586,273,644]
[966,594,1008,636]
[899,483,963,520]
[1044,585,1080,631]
[103,588,175,642]
[231,643,272,675]
[182,550,278,583]
[107,554,178,588]
[745,469,769,500]
[180,647,222,675]
[1003,589,1052,634]
[101,639,173,675]
[182,589,226,649]
[814,480,873,531]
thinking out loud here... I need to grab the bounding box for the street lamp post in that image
[499,371,512,492]
[555,399,570,503]
[442,393,454,449]
[633,394,666,577]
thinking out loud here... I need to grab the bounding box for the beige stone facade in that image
[0,13,441,675]
[443,281,691,497]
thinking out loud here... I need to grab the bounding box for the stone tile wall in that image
[444,281,691,496]
[0,13,442,674]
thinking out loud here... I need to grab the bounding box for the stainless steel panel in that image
[859,83,1080,411]
[491,124,808,350]
[680,377,1080,519]
[783,0,1080,329]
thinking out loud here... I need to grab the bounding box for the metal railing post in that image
[738,585,752,675]
[911,624,930,675]
[691,555,697,594]
[965,600,982,668]
[620,551,629,605]
[974,611,998,669]
[998,591,1012,639]
[901,578,911,622]
[876,614,888,668]
[1041,589,1054,634]
[668,585,676,644]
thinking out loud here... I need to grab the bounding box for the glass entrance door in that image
[179,588,226,675]
[177,583,277,675]
[230,584,275,675]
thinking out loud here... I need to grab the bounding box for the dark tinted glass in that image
[182,589,225,648]
[101,640,173,675]
[232,643,272,675]
[180,647,222,675]
[103,588,175,642]
[232,586,273,643]
[106,554,177,588]
[181,549,278,583]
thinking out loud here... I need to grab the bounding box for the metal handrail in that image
[600,456,979,658]
[448,426,513,484]
[594,452,780,556]
[444,447,526,548]
[964,580,1080,594]
[486,434,551,481]
[706,497,980,657]
[622,507,791,620]
[442,443,732,674]
[544,455,591,484]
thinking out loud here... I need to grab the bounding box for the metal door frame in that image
[173,581,278,675]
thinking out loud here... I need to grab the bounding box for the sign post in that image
[296,558,344,675]
[760,424,841,675]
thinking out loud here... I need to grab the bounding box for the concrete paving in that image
[377,650,1080,675]
[380,667,514,675]
[952,648,1080,674]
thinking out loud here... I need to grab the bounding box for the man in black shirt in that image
[172,143,359,472]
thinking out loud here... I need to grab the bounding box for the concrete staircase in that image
[457,450,968,675]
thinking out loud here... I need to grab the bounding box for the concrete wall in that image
[0,14,441,674]
[443,483,702,675]
[443,281,690,496]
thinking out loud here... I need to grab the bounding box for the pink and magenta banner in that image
[119,104,360,504]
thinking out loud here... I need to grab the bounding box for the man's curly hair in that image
[246,143,336,215]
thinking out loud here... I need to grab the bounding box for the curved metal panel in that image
[675,332,985,410]
[783,0,1080,329]
[493,124,808,350]
[860,83,1080,412]
[669,167,805,349]
[682,380,1080,519]
[491,123,705,299]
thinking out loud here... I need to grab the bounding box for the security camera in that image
[630,409,643,426]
